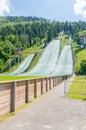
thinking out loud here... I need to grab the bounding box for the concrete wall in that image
[0,76,64,116]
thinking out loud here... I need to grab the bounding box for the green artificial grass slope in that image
[5,45,41,74]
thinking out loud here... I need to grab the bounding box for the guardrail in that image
[0,75,71,116]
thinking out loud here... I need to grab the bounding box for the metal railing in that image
[64,81,86,95]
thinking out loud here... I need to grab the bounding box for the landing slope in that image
[51,44,73,76]
[9,54,35,75]
[21,40,61,76]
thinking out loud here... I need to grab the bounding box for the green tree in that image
[0,59,4,73]
[79,60,86,75]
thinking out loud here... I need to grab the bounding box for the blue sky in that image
[1,0,86,21]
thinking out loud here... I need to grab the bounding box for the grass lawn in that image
[0,75,43,82]
[28,49,44,71]
[67,76,86,101]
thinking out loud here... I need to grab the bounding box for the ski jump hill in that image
[8,39,74,77]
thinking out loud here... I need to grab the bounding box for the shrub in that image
[79,60,86,75]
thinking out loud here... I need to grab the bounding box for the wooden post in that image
[49,78,51,89]
[55,77,56,86]
[13,81,16,112]
[41,78,43,94]
[35,79,37,98]
[46,78,48,91]
[56,77,58,85]
[26,80,30,103]
[53,77,55,87]
[53,77,54,87]
[64,82,66,95]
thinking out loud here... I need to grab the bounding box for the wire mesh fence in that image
[64,81,86,95]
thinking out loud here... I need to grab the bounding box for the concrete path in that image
[0,77,86,130]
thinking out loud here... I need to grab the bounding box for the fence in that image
[64,81,86,95]
[0,76,69,116]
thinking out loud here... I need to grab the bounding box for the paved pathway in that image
[0,77,86,130]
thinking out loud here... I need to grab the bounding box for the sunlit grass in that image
[28,49,44,71]
[0,75,43,82]
[72,44,86,72]
[61,35,68,51]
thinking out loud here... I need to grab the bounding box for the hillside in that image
[0,17,61,73]
[60,35,86,75]
[3,34,86,75]
[72,44,86,74]
[4,44,44,74]
[0,17,86,74]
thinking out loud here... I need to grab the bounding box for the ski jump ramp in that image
[51,44,73,76]
[8,53,35,75]
[21,40,61,76]
[7,40,73,77]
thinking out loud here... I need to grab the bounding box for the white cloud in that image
[74,0,86,19]
[0,0,11,16]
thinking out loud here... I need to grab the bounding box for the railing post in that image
[64,82,66,96]
[54,77,55,87]
[56,77,58,85]
[54,77,55,86]
[13,81,16,112]
[26,80,30,103]
[49,78,51,89]
[55,77,56,86]
[41,78,43,94]
[46,78,48,91]
[35,79,37,98]
[53,77,54,87]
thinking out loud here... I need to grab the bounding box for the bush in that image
[0,59,4,73]
[79,60,86,75]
